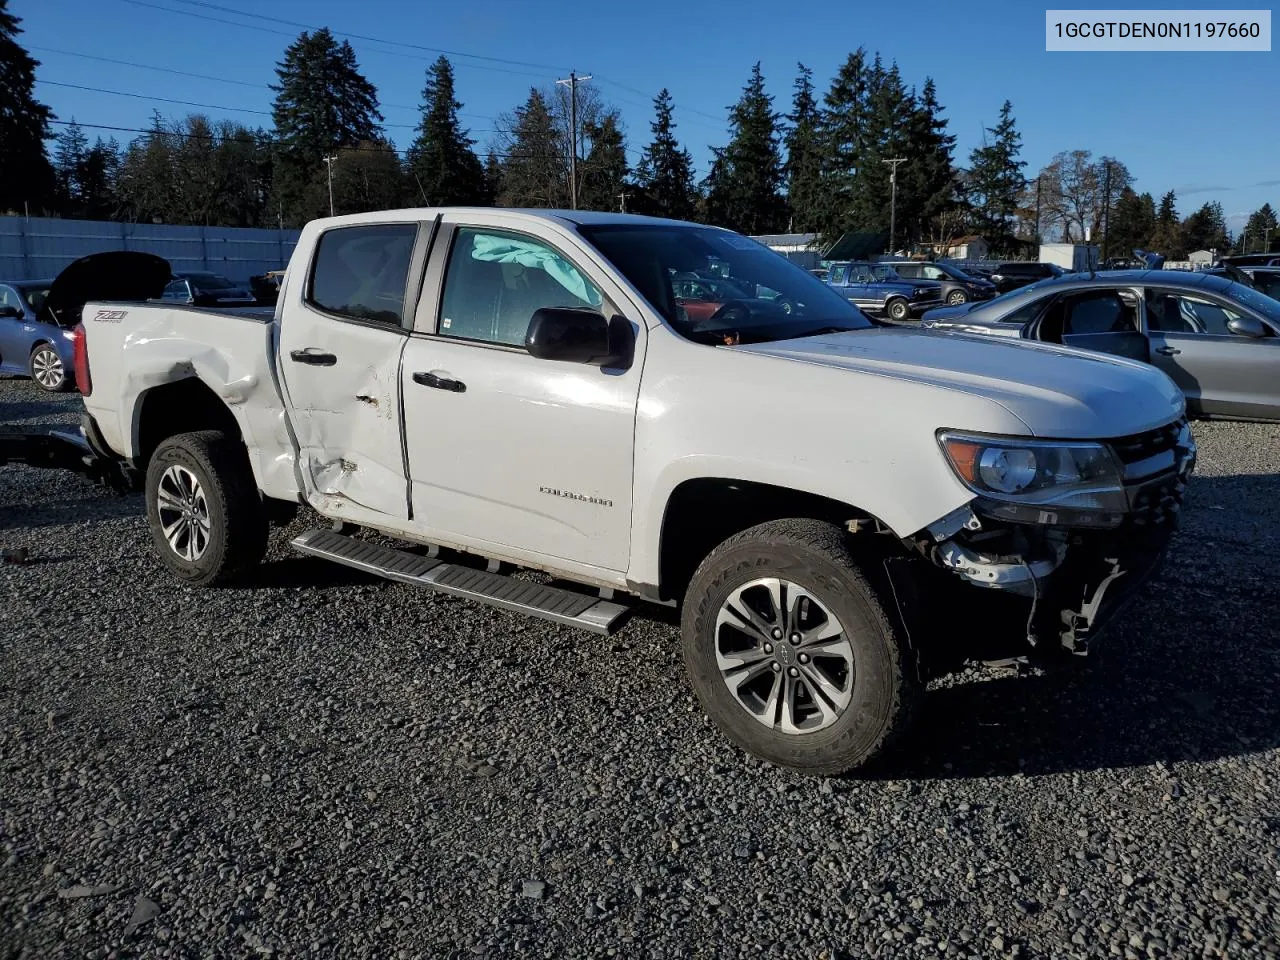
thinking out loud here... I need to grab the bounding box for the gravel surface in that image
[2,374,1278,959]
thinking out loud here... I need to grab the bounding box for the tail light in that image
[71,323,92,396]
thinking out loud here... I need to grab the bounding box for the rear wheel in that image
[29,344,70,392]
[885,298,910,322]
[681,519,920,775]
[145,430,267,586]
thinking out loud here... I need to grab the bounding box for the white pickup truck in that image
[68,209,1196,775]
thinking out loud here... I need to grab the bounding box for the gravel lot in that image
[2,374,1278,960]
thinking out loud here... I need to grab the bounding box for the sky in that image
[14,0,1280,234]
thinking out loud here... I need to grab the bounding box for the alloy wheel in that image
[31,346,65,390]
[156,465,212,561]
[714,577,855,734]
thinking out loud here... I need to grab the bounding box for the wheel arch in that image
[131,377,245,473]
[649,476,888,603]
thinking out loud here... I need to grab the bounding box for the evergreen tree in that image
[899,78,957,245]
[331,140,407,214]
[115,112,178,223]
[53,120,89,213]
[635,89,697,221]
[967,100,1025,247]
[784,64,823,234]
[844,58,914,243]
[497,88,566,207]
[1106,187,1156,254]
[578,112,628,212]
[407,56,486,206]
[483,150,503,206]
[815,49,870,241]
[1240,203,1278,252]
[78,137,120,220]
[1150,190,1186,258]
[0,0,56,213]
[270,28,383,223]
[703,63,786,234]
[1182,201,1230,254]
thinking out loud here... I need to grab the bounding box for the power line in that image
[117,0,558,78]
[28,44,496,120]
[38,79,498,134]
[172,0,570,72]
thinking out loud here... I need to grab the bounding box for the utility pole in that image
[882,158,907,255]
[323,155,338,217]
[1033,177,1042,248]
[556,71,592,210]
[617,190,629,213]
[1100,161,1112,262]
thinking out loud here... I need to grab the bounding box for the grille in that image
[1109,418,1186,465]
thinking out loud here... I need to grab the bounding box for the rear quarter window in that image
[307,224,418,325]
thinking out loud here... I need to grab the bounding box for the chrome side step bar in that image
[290,529,630,636]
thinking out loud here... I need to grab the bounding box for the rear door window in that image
[308,224,418,326]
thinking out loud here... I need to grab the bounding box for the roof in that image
[304,207,708,231]
[1028,269,1237,293]
[946,235,987,244]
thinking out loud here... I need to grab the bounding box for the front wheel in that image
[681,519,920,775]
[885,298,910,322]
[29,344,71,392]
[145,430,268,586]
[947,290,969,306]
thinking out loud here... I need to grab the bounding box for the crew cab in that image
[70,209,1196,776]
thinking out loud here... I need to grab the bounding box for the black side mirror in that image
[526,307,632,367]
[1227,315,1267,339]
[0,305,20,318]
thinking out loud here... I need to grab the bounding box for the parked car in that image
[2,253,168,391]
[71,211,1193,776]
[825,260,943,320]
[988,261,1068,293]
[883,260,997,306]
[671,272,791,327]
[161,271,257,307]
[1205,264,1280,300]
[248,269,286,306]
[0,279,68,391]
[922,269,1280,420]
[1222,253,1280,268]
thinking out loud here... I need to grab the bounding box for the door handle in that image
[1156,346,1181,356]
[290,349,337,366]
[413,371,466,393]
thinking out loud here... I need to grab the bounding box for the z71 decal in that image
[92,309,128,323]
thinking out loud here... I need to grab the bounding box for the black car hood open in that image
[43,251,172,327]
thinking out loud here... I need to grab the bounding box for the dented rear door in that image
[277,220,434,519]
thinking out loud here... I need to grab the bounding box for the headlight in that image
[939,431,1128,527]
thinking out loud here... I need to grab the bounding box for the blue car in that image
[0,278,75,392]
[824,260,944,322]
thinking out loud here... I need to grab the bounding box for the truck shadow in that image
[876,469,1280,780]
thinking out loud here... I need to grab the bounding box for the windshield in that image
[579,224,872,345]
[1226,280,1280,323]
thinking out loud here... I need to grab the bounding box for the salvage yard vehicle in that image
[67,209,1196,775]
[824,260,944,321]
[1,278,72,392]
[921,269,1280,421]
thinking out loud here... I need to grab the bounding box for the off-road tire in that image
[681,518,920,776]
[145,430,268,586]
[885,298,911,322]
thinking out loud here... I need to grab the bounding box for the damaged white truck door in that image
[278,221,429,519]
[401,220,642,572]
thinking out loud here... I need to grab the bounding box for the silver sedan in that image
[920,270,1280,421]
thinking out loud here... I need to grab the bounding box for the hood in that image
[736,327,1184,439]
[921,301,981,323]
[44,252,171,327]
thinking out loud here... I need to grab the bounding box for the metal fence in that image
[0,216,301,283]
